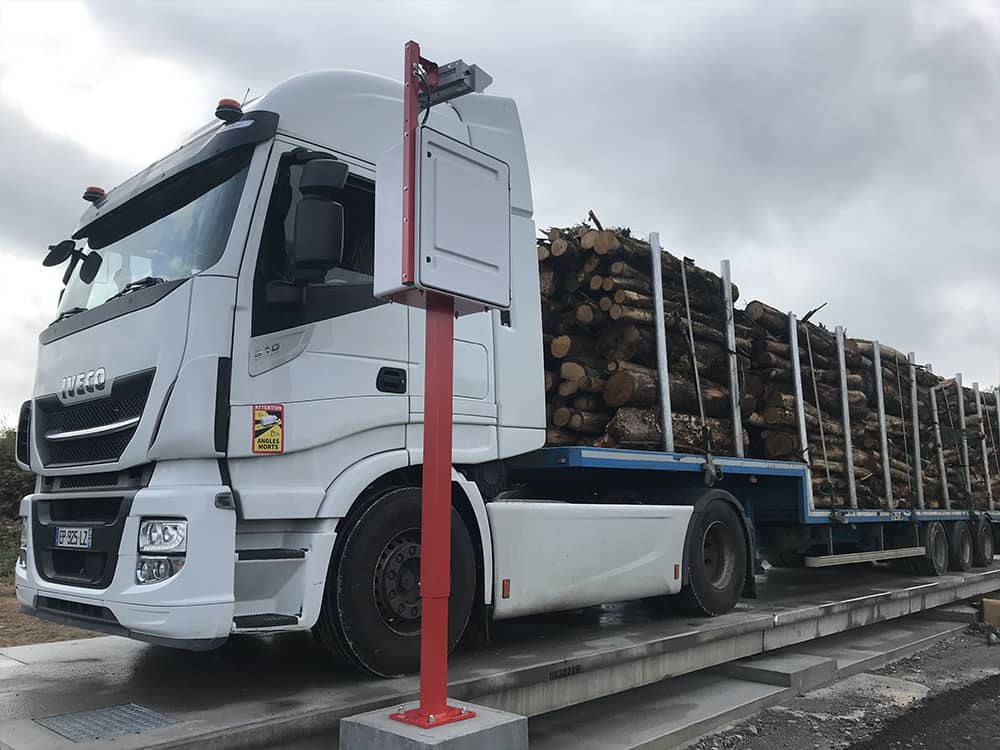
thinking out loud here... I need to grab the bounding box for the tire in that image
[948,522,974,572]
[314,487,476,677]
[676,500,748,616]
[973,518,994,568]
[914,521,949,576]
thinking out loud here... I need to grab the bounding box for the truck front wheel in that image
[315,487,476,677]
[677,500,747,616]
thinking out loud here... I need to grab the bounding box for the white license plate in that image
[55,527,93,549]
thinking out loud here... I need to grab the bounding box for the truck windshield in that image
[57,147,252,316]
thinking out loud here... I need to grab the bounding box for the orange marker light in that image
[674,564,680,580]
[501,578,511,599]
[82,186,105,204]
[215,98,243,123]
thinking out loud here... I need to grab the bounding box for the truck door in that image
[227,140,409,518]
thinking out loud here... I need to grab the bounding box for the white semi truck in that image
[13,69,994,677]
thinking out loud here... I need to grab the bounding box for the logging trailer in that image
[12,66,997,678]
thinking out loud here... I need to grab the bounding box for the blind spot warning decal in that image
[252,404,284,454]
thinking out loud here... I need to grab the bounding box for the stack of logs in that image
[539,217,749,456]
[742,300,1000,509]
[539,214,1000,512]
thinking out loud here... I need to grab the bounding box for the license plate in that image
[55,527,93,549]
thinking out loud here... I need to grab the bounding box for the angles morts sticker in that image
[252,404,284,454]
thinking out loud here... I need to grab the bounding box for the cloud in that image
[1,0,999,419]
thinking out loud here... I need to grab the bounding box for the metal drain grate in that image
[35,703,176,742]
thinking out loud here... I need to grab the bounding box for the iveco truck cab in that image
[14,68,794,677]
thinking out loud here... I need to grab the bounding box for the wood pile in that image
[537,213,1000,512]
[538,215,749,455]
[739,301,999,510]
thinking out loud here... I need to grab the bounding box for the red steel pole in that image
[391,40,474,730]
[418,290,455,717]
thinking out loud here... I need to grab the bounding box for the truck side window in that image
[251,152,383,337]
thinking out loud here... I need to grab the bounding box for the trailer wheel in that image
[914,521,948,577]
[314,487,476,677]
[948,522,973,572]
[676,500,747,616]
[973,518,994,568]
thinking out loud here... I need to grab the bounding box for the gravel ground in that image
[688,627,1000,750]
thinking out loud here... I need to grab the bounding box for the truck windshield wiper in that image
[106,276,166,301]
[53,306,87,322]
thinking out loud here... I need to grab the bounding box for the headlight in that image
[138,519,187,554]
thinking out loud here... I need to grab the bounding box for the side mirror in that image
[43,240,76,267]
[293,196,344,279]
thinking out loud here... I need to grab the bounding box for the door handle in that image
[376,367,407,394]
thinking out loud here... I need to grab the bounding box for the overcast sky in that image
[1,0,999,420]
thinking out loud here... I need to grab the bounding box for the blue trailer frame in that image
[509,446,994,567]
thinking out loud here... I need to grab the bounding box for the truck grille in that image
[32,495,133,589]
[34,369,154,467]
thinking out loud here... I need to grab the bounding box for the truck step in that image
[805,546,925,567]
[235,548,306,561]
[233,614,298,629]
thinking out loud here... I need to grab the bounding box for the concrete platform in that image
[2,565,998,750]
[529,612,969,750]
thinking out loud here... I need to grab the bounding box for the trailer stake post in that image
[649,233,674,452]
[908,353,924,509]
[788,312,814,511]
[872,342,893,508]
[974,382,993,510]
[836,326,857,508]
[929,382,950,509]
[721,260,743,456]
[957,374,972,494]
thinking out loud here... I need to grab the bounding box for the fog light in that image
[138,519,187,553]
[16,519,27,569]
[136,556,185,584]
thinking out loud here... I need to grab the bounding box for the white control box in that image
[374,126,511,314]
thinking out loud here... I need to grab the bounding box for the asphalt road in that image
[691,628,1000,750]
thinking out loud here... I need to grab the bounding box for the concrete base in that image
[340,701,527,750]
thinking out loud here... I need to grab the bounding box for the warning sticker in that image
[252,404,284,454]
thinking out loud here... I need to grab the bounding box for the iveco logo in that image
[61,368,108,398]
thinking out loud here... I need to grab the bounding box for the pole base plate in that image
[390,704,477,729]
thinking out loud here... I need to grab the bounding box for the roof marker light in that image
[82,186,105,204]
[215,98,243,123]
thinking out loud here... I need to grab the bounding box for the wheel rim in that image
[982,525,994,559]
[373,529,422,636]
[702,520,737,590]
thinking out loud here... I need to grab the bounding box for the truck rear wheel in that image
[676,500,747,616]
[973,518,994,568]
[948,521,973,572]
[314,487,476,677]
[914,521,948,577]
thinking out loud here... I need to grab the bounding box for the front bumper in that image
[16,483,237,648]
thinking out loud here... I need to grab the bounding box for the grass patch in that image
[0,519,21,584]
